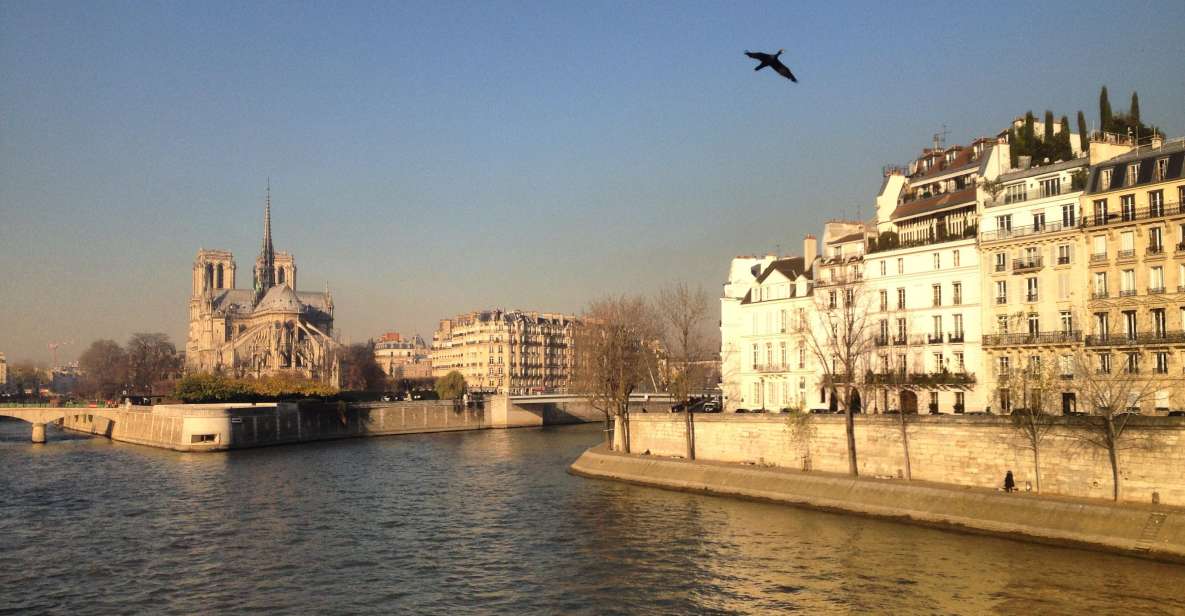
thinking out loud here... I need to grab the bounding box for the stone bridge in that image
[489,393,675,428]
[0,406,143,443]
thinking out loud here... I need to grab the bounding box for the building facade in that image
[374,332,432,380]
[1081,136,1185,412]
[185,190,339,384]
[431,309,578,395]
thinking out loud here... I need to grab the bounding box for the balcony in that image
[875,336,891,347]
[1176,242,1185,254]
[892,336,907,346]
[982,331,1083,347]
[1117,249,1136,260]
[1025,293,1039,303]
[1091,290,1109,299]
[948,332,965,343]
[1082,201,1183,227]
[1148,245,1166,256]
[981,221,1070,243]
[1086,331,1185,346]
[1090,252,1109,262]
[994,262,1007,272]
[1012,257,1044,273]
[865,370,977,388]
[1120,289,1138,297]
[1150,287,1166,295]
[755,364,788,373]
[927,333,944,344]
[1056,256,1071,265]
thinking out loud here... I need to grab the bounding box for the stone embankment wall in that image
[627,413,1185,506]
[62,401,484,451]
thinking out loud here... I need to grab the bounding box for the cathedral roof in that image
[254,285,305,314]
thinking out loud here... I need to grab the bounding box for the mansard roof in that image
[754,256,808,284]
[890,186,977,221]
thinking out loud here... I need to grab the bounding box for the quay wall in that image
[626,413,1185,507]
[61,401,485,452]
[570,446,1185,564]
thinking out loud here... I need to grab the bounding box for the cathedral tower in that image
[253,182,276,299]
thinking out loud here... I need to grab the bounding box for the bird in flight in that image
[744,49,797,82]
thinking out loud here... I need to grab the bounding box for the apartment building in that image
[862,138,1007,413]
[979,157,1090,411]
[373,332,431,380]
[431,309,578,395]
[723,236,819,412]
[1082,136,1185,412]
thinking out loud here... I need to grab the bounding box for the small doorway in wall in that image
[900,390,918,414]
[850,389,862,414]
[1062,392,1077,415]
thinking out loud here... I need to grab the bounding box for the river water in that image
[2,420,1184,615]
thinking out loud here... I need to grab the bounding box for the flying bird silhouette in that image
[744,49,797,82]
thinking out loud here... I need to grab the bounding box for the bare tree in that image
[655,282,711,460]
[1068,348,1167,501]
[999,352,1064,493]
[126,333,180,396]
[801,272,874,476]
[78,339,129,400]
[572,295,659,452]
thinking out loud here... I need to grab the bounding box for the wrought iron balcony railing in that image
[982,331,1082,347]
[1085,331,1185,346]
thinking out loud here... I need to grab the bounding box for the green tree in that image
[1022,111,1035,163]
[1099,86,1113,131]
[434,370,467,400]
[78,339,129,400]
[174,373,251,403]
[1076,110,1089,153]
[1057,116,1073,161]
[126,333,179,395]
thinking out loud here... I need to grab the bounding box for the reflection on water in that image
[2,419,1184,615]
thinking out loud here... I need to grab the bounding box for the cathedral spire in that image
[253,179,276,299]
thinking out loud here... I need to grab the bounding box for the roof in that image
[211,289,256,314]
[997,157,1088,183]
[255,285,305,314]
[1087,139,1185,194]
[755,257,807,284]
[909,144,992,182]
[833,232,867,245]
[890,186,978,221]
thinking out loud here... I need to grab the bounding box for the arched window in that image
[216,264,224,289]
[205,263,214,289]
[277,267,286,285]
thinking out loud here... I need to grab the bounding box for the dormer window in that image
[1100,168,1113,188]
[946,151,956,163]
[1155,158,1169,181]
[1126,163,1139,186]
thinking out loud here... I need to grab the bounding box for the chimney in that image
[803,234,818,261]
[1018,155,1032,170]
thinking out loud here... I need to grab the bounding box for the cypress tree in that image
[1022,111,1036,164]
[1043,110,1055,143]
[1058,116,1072,161]
[1077,110,1089,152]
[1099,86,1113,132]
[1130,91,1140,126]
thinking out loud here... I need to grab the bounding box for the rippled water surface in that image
[3,420,1185,615]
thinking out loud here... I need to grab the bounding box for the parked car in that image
[409,390,439,401]
[701,401,721,413]
[735,408,750,413]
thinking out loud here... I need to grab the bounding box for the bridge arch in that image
[0,407,127,443]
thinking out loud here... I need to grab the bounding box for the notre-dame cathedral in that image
[185,188,339,384]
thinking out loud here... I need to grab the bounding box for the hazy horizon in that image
[3,0,1184,364]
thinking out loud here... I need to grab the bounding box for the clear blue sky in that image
[2,0,1184,364]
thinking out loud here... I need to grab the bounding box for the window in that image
[897,258,904,274]
[1121,269,1135,295]
[998,356,1011,376]
[1040,177,1060,197]
[879,320,889,343]
[953,314,964,337]
[1099,353,1112,374]
[932,352,944,372]
[1152,309,1167,336]
[952,282,962,305]
[191,434,217,443]
[1028,313,1040,336]
[1100,169,1113,189]
[1125,352,1139,374]
[932,284,942,307]
[752,344,759,369]
[1156,389,1170,412]
[954,352,965,371]
[997,214,1013,232]
[1032,211,1046,231]
[1151,227,1164,253]
[879,260,886,276]
[1057,244,1072,265]
[1126,164,1138,186]
[1093,272,1107,297]
[897,288,906,309]
[798,345,805,369]
[1155,158,1169,181]
[953,250,960,267]
[779,310,787,333]
[879,289,888,311]
[896,318,907,342]
[932,315,942,336]
[994,252,1007,272]
[1092,235,1107,259]
[1026,277,1039,302]
[1023,246,1039,265]
[1060,311,1073,333]
[779,341,787,366]
[754,383,761,405]
[933,252,940,269]
[1149,190,1164,217]
[1058,272,1070,300]
[1123,310,1137,339]
[828,290,837,309]
[997,315,1010,334]
[1121,195,1136,221]
[929,391,939,411]
[1062,203,1077,227]
[999,388,1012,413]
[955,391,965,412]
[1151,267,1165,293]
[1004,184,1026,204]
[1059,355,1074,377]
[1095,312,1109,337]
[995,280,1007,304]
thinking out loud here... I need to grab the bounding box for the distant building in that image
[431,309,579,395]
[51,362,80,395]
[185,188,339,384]
[0,352,7,387]
[374,332,432,380]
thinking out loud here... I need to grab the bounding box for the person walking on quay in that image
[1004,470,1016,493]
